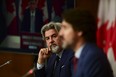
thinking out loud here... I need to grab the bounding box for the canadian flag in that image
[19,0,29,20]
[5,0,18,35]
[37,0,49,23]
[97,0,116,76]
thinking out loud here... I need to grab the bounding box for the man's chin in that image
[52,50,59,54]
[51,45,60,53]
[62,43,70,49]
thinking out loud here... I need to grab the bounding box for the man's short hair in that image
[41,22,61,39]
[62,9,97,43]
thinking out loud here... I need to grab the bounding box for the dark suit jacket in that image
[72,43,114,77]
[21,8,43,33]
[35,49,74,77]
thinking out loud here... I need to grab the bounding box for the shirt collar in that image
[30,11,35,16]
[75,44,85,59]
[56,50,63,58]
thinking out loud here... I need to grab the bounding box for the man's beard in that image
[62,37,77,50]
[62,41,72,49]
[50,44,60,53]
[62,42,68,49]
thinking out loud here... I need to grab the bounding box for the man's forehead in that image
[62,20,71,26]
[45,29,58,37]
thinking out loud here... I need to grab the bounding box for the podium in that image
[0,52,34,77]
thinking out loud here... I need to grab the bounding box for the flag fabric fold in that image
[97,0,116,76]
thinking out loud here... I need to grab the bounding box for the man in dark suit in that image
[35,22,73,77]
[59,9,114,77]
[21,0,43,33]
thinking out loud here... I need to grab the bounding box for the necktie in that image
[73,56,78,73]
[52,55,60,77]
[54,56,60,71]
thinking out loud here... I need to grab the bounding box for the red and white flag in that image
[19,0,29,20]
[4,0,18,35]
[37,0,49,23]
[97,0,116,76]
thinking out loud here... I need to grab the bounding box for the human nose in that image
[49,37,54,44]
[59,28,63,37]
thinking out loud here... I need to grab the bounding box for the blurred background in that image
[0,0,116,77]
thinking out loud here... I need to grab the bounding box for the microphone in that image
[22,67,35,77]
[0,60,12,68]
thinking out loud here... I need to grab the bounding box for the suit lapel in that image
[47,54,56,77]
[75,43,90,77]
[55,49,72,76]
[48,49,73,77]
[59,50,69,66]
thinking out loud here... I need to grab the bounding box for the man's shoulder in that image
[83,43,103,54]
[80,43,108,65]
[77,44,113,77]
[63,48,74,57]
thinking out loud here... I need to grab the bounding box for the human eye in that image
[45,37,49,40]
[53,34,57,37]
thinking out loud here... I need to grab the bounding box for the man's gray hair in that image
[41,22,61,39]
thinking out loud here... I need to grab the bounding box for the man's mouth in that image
[50,44,57,48]
[50,44,60,53]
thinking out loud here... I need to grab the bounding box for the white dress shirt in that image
[37,51,63,70]
[75,44,85,59]
[30,11,36,33]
